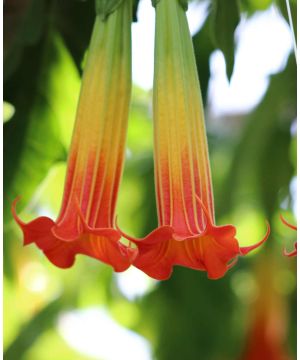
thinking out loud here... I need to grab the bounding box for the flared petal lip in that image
[116,193,269,281]
[12,197,122,243]
[52,197,121,242]
[116,217,174,245]
[117,217,270,255]
[12,197,136,271]
[117,215,269,280]
[116,221,212,245]
[126,224,241,281]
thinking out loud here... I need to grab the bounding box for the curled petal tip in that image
[12,195,22,204]
[283,248,297,257]
[11,196,25,226]
[283,242,297,257]
[115,219,139,243]
[280,214,297,230]
[227,257,238,271]
[240,221,270,256]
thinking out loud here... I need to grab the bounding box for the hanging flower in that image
[119,0,269,280]
[239,257,292,360]
[12,0,137,272]
[280,215,297,257]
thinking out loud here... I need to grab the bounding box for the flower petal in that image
[122,221,240,280]
[12,199,134,272]
[11,1,134,272]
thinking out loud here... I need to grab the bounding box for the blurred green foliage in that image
[4,0,296,359]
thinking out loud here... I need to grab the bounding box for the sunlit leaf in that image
[4,32,79,224]
[211,0,240,80]
[24,329,93,360]
[3,102,15,124]
[240,0,273,12]
[220,55,296,219]
[4,298,62,360]
[192,16,216,102]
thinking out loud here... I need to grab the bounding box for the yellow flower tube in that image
[13,0,137,272]
[120,0,269,280]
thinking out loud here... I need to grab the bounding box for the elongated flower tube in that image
[120,0,269,280]
[280,215,297,257]
[12,0,137,272]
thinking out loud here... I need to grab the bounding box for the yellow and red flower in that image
[120,0,269,280]
[12,1,136,272]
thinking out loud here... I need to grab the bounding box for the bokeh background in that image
[3,0,297,359]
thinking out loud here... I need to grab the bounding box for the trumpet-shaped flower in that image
[12,1,137,272]
[280,215,297,257]
[120,0,269,280]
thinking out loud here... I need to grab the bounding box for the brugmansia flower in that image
[12,0,137,272]
[280,215,297,257]
[120,0,269,280]
[239,257,292,360]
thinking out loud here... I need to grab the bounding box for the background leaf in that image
[4,0,47,81]
[4,31,79,225]
[211,0,240,80]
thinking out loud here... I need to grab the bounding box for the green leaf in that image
[95,0,125,20]
[211,0,240,81]
[219,55,296,219]
[4,32,79,224]
[151,0,160,6]
[4,298,62,360]
[4,0,47,81]
[192,16,216,103]
[239,0,273,12]
[53,1,94,73]
[137,268,238,360]
[24,329,93,360]
[178,0,189,11]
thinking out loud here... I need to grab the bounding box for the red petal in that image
[117,225,175,279]
[12,197,56,247]
[125,223,240,280]
[116,219,174,245]
[12,198,134,272]
[201,231,240,279]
